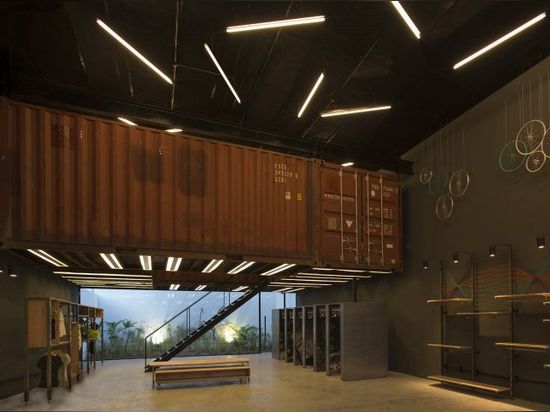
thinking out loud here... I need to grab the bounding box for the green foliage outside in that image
[98,319,272,359]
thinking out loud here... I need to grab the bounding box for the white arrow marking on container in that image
[345,220,353,228]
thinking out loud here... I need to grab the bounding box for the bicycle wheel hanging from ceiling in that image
[524,75,548,173]
[499,96,527,172]
[541,69,550,159]
[429,131,449,196]
[419,136,432,184]
[515,82,546,155]
[449,129,470,197]
[436,193,454,220]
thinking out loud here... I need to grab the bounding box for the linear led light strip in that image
[313,268,367,273]
[27,249,68,267]
[166,257,182,272]
[272,287,293,293]
[453,12,546,70]
[298,72,324,118]
[165,128,183,133]
[226,15,325,33]
[390,2,421,39]
[228,261,255,274]
[202,259,224,273]
[96,18,172,84]
[82,285,152,289]
[117,117,137,126]
[260,263,296,276]
[298,272,373,279]
[169,284,180,290]
[140,255,152,271]
[204,43,241,103]
[286,288,305,293]
[321,105,391,118]
[269,281,329,287]
[61,275,152,282]
[281,277,348,283]
[55,271,151,278]
[100,253,123,270]
[341,162,354,167]
[196,284,208,291]
[232,285,248,292]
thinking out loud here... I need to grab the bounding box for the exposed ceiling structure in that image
[6,248,377,292]
[2,1,550,173]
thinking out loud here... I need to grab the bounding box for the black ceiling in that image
[2,1,550,173]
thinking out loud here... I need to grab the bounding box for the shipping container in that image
[0,99,401,270]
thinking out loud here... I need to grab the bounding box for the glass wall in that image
[81,288,295,360]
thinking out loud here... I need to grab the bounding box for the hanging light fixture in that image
[226,15,325,33]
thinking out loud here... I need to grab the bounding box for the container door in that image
[320,165,360,265]
[363,174,401,270]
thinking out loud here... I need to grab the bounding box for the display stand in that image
[271,309,285,360]
[326,304,341,376]
[24,298,103,402]
[313,305,326,372]
[293,308,303,366]
[285,309,294,363]
[303,306,314,368]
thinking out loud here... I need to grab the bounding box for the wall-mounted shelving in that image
[427,375,510,394]
[495,342,550,351]
[426,298,472,304]
[427,343,472,351]
[456,311,510,316]
[494,292,550,300]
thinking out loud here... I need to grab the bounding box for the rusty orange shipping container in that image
[0,100,401,270]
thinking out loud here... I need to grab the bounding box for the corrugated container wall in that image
[0,100,401,269]
[0,100,314,261]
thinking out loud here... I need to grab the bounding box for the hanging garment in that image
[36,354,62,387]
[51,350,71,387]
[57,310,67,339]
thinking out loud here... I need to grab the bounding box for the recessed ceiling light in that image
[298,72,324,118]
[453,12,546,70]
[96,18,173,84]
[226,15,325,33]
[10,273,17,278]
[272,287,293,293]
[312,268,367,273]
[390,2,421,39]
[139,255,152,271]
[202,259,224,273]
[321,105,391,118]
[195,284,207,291]
[368,270,392,274]
[341,162,354,167]
[166,257,182,272]
[285,287,305,293]
[232,285,248,292]
[55,271,151,278]
[165,128,183,133]
[100,253,123,270]
[27,249,68,267]
[117,117,137,126]
[169,284,180,290]
[227,261,255,274]
[269,281,327,287]
[282,277,347,283]
[259,263,296,276]
[204,43,241,103]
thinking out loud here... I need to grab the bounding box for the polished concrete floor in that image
[1,353,548,412]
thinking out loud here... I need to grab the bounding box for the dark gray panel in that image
[341,302,388,380]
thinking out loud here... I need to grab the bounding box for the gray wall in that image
[299,56,550,404]
[0,252,79,399]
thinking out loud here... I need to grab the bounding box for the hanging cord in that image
[462,129,466,170]
[504,96,508,146]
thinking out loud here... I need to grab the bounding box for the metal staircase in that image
[144,283,264,371]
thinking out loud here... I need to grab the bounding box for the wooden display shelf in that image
[426,298,472,304]
[427,375,510,394]
[456,311,510,316]
[427,343,472,351]
[495,342,550,351]
[543,319,550,323]
[494,292,550,300]
[544,301,550,305]
[544,364,550,369]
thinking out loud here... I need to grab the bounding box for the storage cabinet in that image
[273,302,388,380]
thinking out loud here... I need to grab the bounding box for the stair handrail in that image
[144,291,213,342]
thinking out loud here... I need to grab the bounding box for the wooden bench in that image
[428,375,510,394]
[155,366,250,388]
[148,358,250,389]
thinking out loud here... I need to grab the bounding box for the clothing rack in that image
[24,297,103,402]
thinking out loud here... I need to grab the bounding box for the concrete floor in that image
[1,353,548,412]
